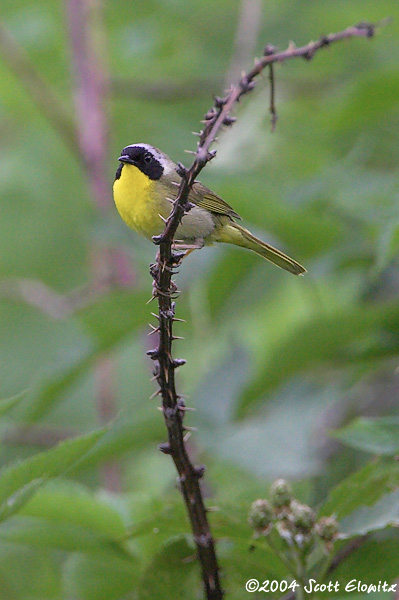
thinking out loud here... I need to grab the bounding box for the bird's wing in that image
[190,182,241,220]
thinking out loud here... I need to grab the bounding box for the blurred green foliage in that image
[0,0,399,598]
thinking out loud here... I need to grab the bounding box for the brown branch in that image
[147,20,383,600]
[0,277,110,318]
[65,0,132,493]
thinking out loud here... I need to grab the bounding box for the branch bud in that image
[176,162,187,177]
[222,116,236,126]
[263,44,276,56]
[172,358,187,368]
[213,95,225,108]
[194,465,206,478]
[355,21,375,37]
[147,348,160,358]
[158,442,171,454]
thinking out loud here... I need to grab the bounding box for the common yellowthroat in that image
[113,144,306,275]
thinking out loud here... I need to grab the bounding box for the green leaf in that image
[319,459,399,520]
[340,490,399,536]
[0,428,106,522]
[69,415,165,473]
[0,390,28,417]
[65,550,140,600]
[0,542,61,600]
[21,481,125,538]
[77,289,150,349]
[239,303,399,416]
[138,535,198,600]
[334,537,399,590]
[332,417,399,455]
[0,516,125,555]
[0,478,46,523]
[23,289,150,423]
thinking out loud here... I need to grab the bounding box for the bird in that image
[113,143,306,275]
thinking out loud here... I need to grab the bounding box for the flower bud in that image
[316,516,339,542]
[248,499,273,533]
[290,500,315,534]
[270,479,293,508]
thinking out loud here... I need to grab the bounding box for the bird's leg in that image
[172,239,204,260]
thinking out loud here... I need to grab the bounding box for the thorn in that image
[146,295,157,304]
[150,312,160,320]
[149,388,161,400]
[158,213,167,223]
[148,325,160,336]
[184,149,196,154]
[183,425,198,432]
[165,197,175,204]
[171,181,180,187]
[183,431,192,443]
[192,131,202,136]
[205,107,217,119]
[156,406,164,411]
[172,336,185,341]
[179,405,196,412]
[150,374,158,381]
[173,317,186,323]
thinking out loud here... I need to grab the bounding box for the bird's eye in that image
[143,152,152,164]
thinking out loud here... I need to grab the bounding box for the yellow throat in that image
[113,163,164,239]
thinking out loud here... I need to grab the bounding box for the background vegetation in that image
[0,0,398,598]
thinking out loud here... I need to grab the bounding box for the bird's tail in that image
[217,222,306,276]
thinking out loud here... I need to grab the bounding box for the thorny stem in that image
[148,21,382,600]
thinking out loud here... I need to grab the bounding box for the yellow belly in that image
[113,164,166,239]
[113,162,216,243]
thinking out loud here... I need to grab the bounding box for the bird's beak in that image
[118,155,135,164]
